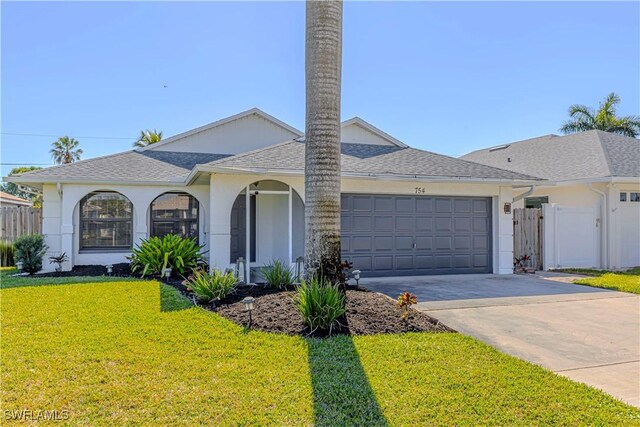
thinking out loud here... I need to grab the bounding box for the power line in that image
[1,132,131,140]
[1,163,52,166]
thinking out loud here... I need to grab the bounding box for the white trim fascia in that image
[199,165,543,185]
[3,176,188,187]
[136,108,303,152]
[340,117,408,147]
[519,176,639,188]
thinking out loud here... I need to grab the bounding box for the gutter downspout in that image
[588,183,607,269]
[513,186,535,204]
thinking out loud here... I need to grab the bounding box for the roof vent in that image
[489,144,510,152]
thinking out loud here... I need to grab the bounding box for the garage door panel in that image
[454,254,472,268]
[374,236,393,252]
[353,196,373,212]
[395,216,414,231]
[416,217,433,231]
[436,217,452,232]
[435,236,452,250]
[341,194,492,276]
[396,256,414,270]
[353,216,373,232]
[415,236,433,250]
[374,197,394,212]
[454,236,471,250]
[395,197,415,213]
[352,236,372,252]
[351,256,372,271]
[454,199,472,213]
[454,217,472,232]
[374,256,394,270]
[473,217,488,233]
[374,216,394,231]
[416,198,433,213]
[473,199,489,213]
[396,236,414,250]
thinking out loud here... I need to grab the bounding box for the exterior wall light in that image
[106,264,113,276]
[242,296,255,327]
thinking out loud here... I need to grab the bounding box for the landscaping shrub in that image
[0,240,14,267]
[129,234,204,277]
[294,276,345,334]
[186,268,237,303]
[13,234,48,274]
[262,259,295,288]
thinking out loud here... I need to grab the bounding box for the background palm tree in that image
[304,0,343,284]
[133,129,163,148]
[560,93,640,138]
[50,136,83,164]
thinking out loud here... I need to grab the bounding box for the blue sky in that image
[2,1,639,177]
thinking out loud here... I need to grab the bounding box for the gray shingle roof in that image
[13,151,229,183]
[461,130,640,181]
[205,141,540,181]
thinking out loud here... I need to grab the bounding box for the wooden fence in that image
[513,208,542,270]
[0,206,43,242]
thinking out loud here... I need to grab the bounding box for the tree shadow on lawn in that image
[307,331,388,426]
[160,282,194,312]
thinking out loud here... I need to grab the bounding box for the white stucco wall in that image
[525,181,640,270]
[41,183,209,272]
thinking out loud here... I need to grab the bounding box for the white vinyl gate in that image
[543,205,599,269]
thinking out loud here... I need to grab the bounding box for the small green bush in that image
[262,259,295,288]
[1,241,15,267]
[295,277,345,334]
[186,268,237,303]
[129,234,204,277]
[13,235,48,274]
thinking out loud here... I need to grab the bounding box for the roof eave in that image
[197,165,544,185]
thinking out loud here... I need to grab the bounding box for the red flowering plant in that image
[397,292,418,321]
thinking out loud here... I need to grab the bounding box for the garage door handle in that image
[413,242,417,249]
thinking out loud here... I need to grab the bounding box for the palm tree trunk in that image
[304,0,343,284]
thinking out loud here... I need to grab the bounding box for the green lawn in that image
[2,277,639,425]
[557,267,640,295]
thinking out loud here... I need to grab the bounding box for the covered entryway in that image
[340,194,492,276]
[230,180,304,281]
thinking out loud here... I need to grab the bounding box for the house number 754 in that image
[414,187,426,194]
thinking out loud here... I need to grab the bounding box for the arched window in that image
[150,193,199,241]
[80,192,133,250]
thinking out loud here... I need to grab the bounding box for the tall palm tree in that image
[133,129,163,148]
[304,0,343,284]
[50,136,83,164]
[560,93,640,138]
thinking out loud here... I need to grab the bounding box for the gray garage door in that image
[341,194,492,276]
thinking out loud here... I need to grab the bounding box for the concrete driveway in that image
[361,273,640,407]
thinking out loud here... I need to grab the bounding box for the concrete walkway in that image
[361,273,640,407]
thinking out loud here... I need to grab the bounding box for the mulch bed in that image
[34,263,133,278]
[170,281,454,337]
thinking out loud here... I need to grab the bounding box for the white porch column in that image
[245,186,251,283]
[496,186,514,274]
[208,174,235,271]
[288,186,293,265]
[60,186,75,272]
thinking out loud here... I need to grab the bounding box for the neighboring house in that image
[4,108,541,276]
[463,130,640,270]
[0,191,32,207]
